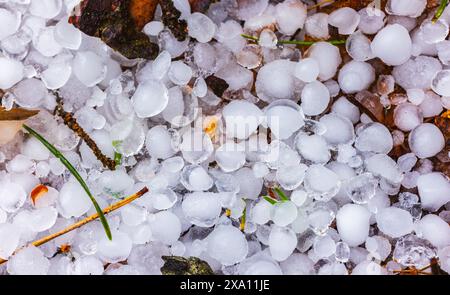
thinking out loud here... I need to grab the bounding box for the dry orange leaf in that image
[30,184,49,206]
[129,0,159,31]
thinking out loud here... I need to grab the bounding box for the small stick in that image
[54,97,117,171]
[0,187,149,265]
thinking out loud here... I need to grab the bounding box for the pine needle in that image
[22,124,112,240]
[0,187,149,265]
[263,196,278,205]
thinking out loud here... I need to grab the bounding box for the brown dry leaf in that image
[30,184,49,206]
[0,107,39,121]
[0,108,39,145]
[351,91,385,123]
[130,0,159,31]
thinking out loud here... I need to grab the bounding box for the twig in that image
[241,34,346,46]
[0,187,149,265]
[54,97,117,171]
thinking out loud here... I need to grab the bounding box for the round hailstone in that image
[345,31,375,62]
[419,92,443,118]
[272,201,298,227]
[358,8,386,35]
[22,137,50,161]
[132,80,169,118]
[149,211,181,245]
[120,204,147,226]
[73,51,107,87]
[222,100,263,139]
[0,8,21,41]
[180,130,214,164]
[0,57,24,89]
[336,204,371,247]
[265,99,305,140]
[345,173,378,204]
[295,133,330,164]
[294,58,320,83]
[151,50,171,80]
[291,190,308,207]
[416,214,450,248]
[305,13,330,40]
[7,246,50,275]
[269,226,297,261]
[338,61,375,94]
[365,154,403,184]
[314,235,336,258]
[280,253,315,275]
[215,142,246,172]
[408,123,445,159]
[54,18,82,50]
[255,59,297,102]
[419,19,449,44]
[233,167,263,200]
[187,12,216,43]
[168,61,193,85]
[301,81,330,116]
[355,122,393,154]
[438,247,450,274]
[0,180,26,213]
[0,223,20,259]
[335,241,351,262]
[58,181,92,218]
[180,165,213,191]
[41,59,72,90]
[431,70,450,96]
[13,78,47,108]
[305,42,342,81]
[328,7,360,35]
[97,231,132,263]
[181,192,222,227]
[385,0,427,18]
[406,88,425,105]
[304,165,340,201]
[274,0,307,35]
[331,96,360,124]
[319,113,355,146]
[33,26,63,57]
[393,103,423,132]
[417,173,450,212]
[371,24,412,66]
[258,29,278,49]
[207,225,248,266]
[393,56,442,90]
[276,164,308,190]
[251,201,273,225]
[143,21,164,36]
[145,126,177,160]
[376,207,414,238]
[29,0,61,19]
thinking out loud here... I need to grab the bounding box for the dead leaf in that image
[0,108,39,145]
[130,0,159,31]
[0,107,39,121]
[351,90,385,123]
[31,184,49,206]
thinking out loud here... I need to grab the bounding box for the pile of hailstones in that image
[0,0,450,275]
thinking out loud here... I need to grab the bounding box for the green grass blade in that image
[263,196,278,205]
[22,124,112,240]
[274,187,289,202]
[433,0,449,23]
